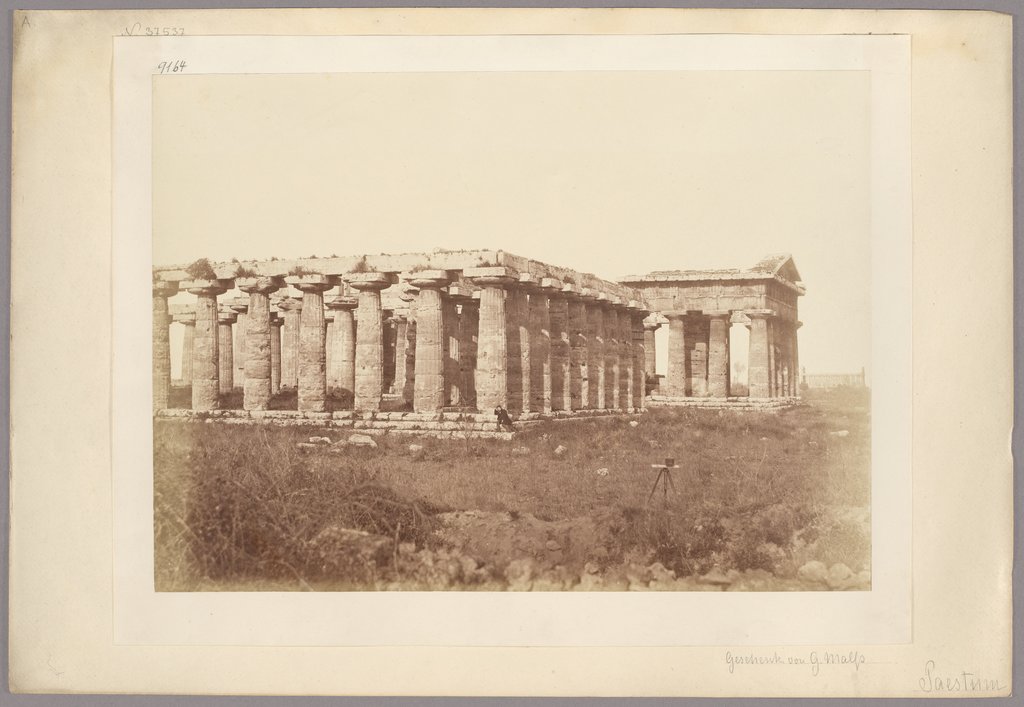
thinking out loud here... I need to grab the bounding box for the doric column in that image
[227,299,248,388]
[548,282,572,412]
[398,286,418,406]
[665,312,687,397]
[643,319,660,394]
[707,310,732,398]
[325,316,334,384]
[465,266,517,412]
[776,319,789,397]
[631,308,647,409]
[183,279,230,411]
[767,317,778,398]
[347,272,391,412]
[460,292,480,408]
[617,303,633,411]
[237,276,284,410]
[152,281,178,411]
[447,285,474,407]
[568,293,588,410]
[557,282,581,409]
[270,315,283,394]
[392,314,409,398]
[603,299,620,409]
[382,311,397,396]
[746,309,773,399]
[586,295,606,408]
[527,281,552,413]
[175,314,196,384]
[793,321,802,397]
[285,275,335,412]
[407,271,450,413]
[325,296,357,403]
[506,276,533,413]
[217,309,237,394]
[276,297,302,390]
[684,312,710,397]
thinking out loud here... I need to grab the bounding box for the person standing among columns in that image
[407,271,450,413]
[287,274,337,412]
[152,280,178,411]
[237,276,284,410]
[465,266,517,413]
[346,272,391,412]
[183,278,230,411]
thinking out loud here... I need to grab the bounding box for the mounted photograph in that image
[148,68,874,593]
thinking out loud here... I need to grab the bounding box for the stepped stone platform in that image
[646,396,801,410]
[154,407,641,438]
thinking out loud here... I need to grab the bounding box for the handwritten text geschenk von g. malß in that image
[726,650,866,676]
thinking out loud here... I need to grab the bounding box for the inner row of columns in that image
[152,269,653,415]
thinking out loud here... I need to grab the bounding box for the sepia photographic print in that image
[146,46,879,595]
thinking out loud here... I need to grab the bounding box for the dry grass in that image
[154,388,870,590]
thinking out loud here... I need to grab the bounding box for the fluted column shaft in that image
[632,316,646,409]
[232,311,248,386]
[402,297,418,405]
[707,312,731,398]
[270,318,282,394]
[280,302,301,389]
[180,321,194,384]
[792,322,802,397]
[238,279,283,410]
[410,275,449,412]
[184,281,228,411]
[349,274,390,412]
[568,298,587,410]
[528,291,551,413]
[326,298,357,405]
[392,316,409,400]
[460,300,479,407]
[289,280,333,412]
[549,294,571,412]
[604,305,620,409]
[152,283,177,411]
[506,286,530,413]
[468,270,516,412]
[587,304,606,408]
[217,314,235,394]
[767,318,777,397]
[643,323,659,393]
[618,308,633,410]
[666,315,687,397]
[747,312,771,398]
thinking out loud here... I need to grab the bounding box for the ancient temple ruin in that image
[153,250,803,431]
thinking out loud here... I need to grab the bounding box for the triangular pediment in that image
[751,253,802,284]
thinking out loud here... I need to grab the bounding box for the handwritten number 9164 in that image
[156,60,188,74]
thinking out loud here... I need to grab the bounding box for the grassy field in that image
[154,388,870,591]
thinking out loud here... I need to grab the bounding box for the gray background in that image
[2,0,1020,703]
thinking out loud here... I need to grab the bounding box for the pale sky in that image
[154,70,871,377]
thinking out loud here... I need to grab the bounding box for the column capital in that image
[275,296,303,312]
[182,278,231,296]
[537,277,563,297]
[217,309,238,325]
[578,287,598,304]
[172,311,195,325]
[153,280,179,297]
[643,318,662,331]
[465,265,518,288]
[345,272,391,292]
[237,275,285,295]
[405,269,451,290]
[325,295,358,311]
[744,308,777,320]
[663,309,689,320]
[226,297,249,315]
[560,283,580,300]
[705,309,732,319]
[286,273,339,293]
[447,283,475,304]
